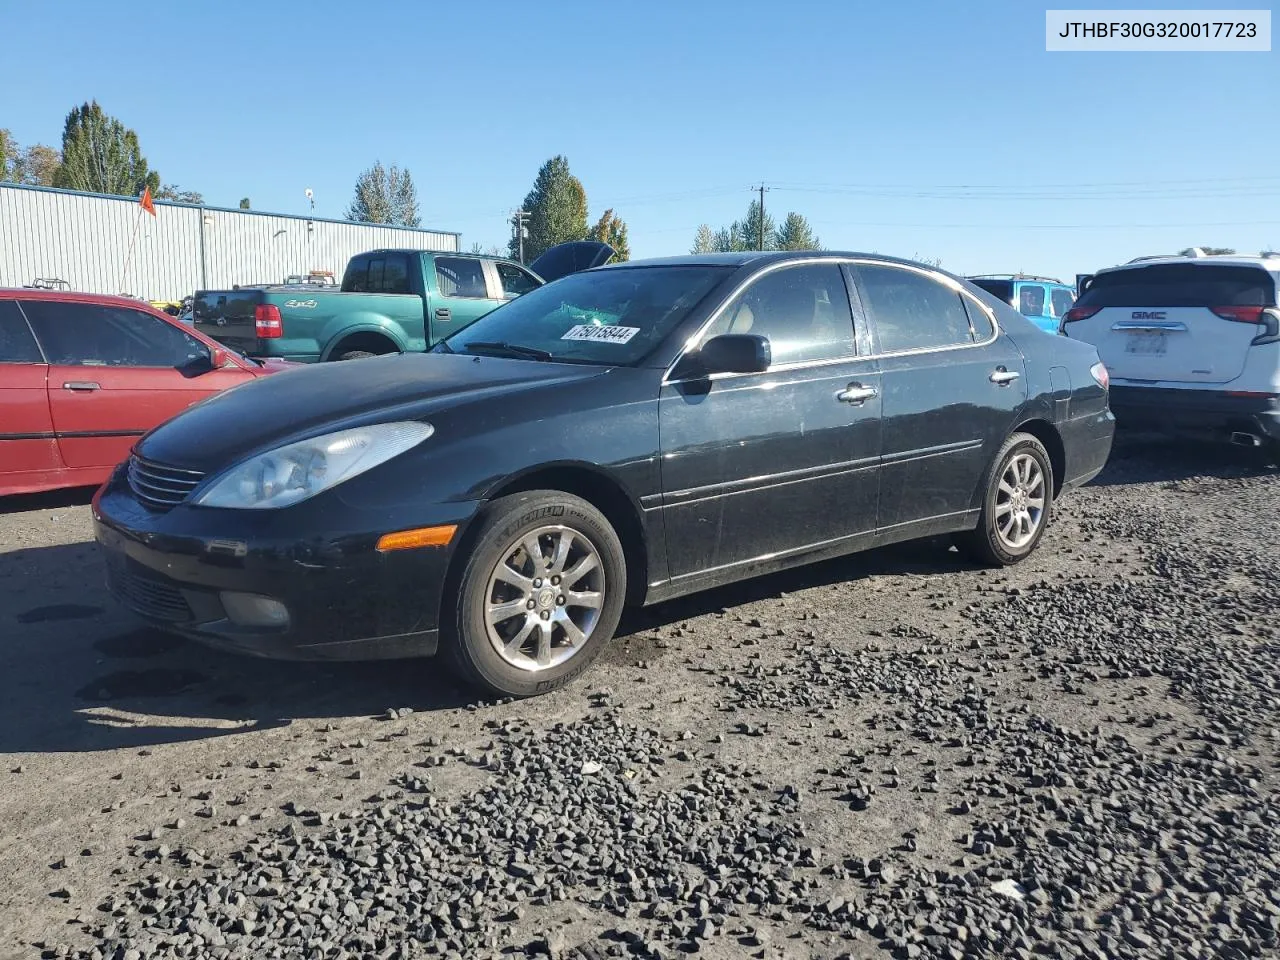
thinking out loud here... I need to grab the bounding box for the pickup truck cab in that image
[193,241,612,362]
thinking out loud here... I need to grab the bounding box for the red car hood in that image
[248,357,302,376]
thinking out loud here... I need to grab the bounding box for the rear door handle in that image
[837,383,878,404]
[989,368,1020,385]
[63,381,100,392]
[434,308,451,321]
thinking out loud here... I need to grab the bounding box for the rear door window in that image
[23,302,209,368]
[435,257,489,299]
[1017,284,1048,318]
[856,265,976,353]
[496,262,539,298]
[1076,265,1276,307]
[0,302,44,363]
[1049,287,1076,318]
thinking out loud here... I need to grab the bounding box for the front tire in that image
[446,491,626,698]
[956,432,1054,566]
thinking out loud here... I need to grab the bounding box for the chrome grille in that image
[127,456,205,511]
[105,555,192,622]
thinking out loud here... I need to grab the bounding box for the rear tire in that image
[955,432,1054,567]
[337,350,377,361]
[445,491,626,698]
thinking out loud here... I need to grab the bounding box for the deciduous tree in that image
[53,101,159,197]
[587,208,630,262]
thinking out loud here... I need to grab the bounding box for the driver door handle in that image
[837,383,878,404]
[63,381,100,392]
[434,308,451,321]
[989,367,1021,385]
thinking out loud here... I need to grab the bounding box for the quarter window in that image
[856,265,976,353]
[0,302,44,363]
[435,257,489,299]
[963,296,995,341]
[703,264,855,365]
[22,302,209,368]
[496,262,539,298]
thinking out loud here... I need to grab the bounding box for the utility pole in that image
[753,183,770,251]
[512,209,531,263]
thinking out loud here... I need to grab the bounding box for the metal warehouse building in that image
[0,183,461,302]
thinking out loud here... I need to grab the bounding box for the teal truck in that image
[192,242,613,362]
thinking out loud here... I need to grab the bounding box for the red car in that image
[0,289,293,497]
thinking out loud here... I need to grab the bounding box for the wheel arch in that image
[441,462,650,626]
[322,325,404,361]
[1011,417,1066,496]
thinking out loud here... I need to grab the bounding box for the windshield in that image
[438,266,734,364]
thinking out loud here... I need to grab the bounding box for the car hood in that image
[137,352,607,472]
[248,357,301,376]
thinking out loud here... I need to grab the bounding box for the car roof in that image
[595,250,944,271]
[1096,253,1280,276]
[0,288,173,311]
[356,248,514,261]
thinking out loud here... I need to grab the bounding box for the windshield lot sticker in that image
[561,324,640,344]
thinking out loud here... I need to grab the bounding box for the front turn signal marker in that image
[376,525,457,552]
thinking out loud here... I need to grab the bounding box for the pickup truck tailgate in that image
[193,289,262,353]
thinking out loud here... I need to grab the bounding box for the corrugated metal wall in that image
[0,184,460,301]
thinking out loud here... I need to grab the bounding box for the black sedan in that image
[94,252,1115,697]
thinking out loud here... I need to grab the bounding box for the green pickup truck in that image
[192,242,613,362]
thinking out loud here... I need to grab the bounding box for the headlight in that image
[194,421,434,509]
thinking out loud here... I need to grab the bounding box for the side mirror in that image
[210,347,229,369]
[697,334,771,375]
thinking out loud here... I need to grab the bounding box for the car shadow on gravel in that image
[0,533,973,755]
[0,486,97,515]
[1090,431,1278,487]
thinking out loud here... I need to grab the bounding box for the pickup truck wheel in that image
[446,491,626,699]
[955,432,1054,567]
[337,350,377,361]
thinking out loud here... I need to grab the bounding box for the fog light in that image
[220,591,290,628]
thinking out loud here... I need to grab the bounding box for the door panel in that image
[22,300,254,470]
[852,263,1026,529]
[660,361,882,579]
[47,364,250,468]
[0,301,61,488]
[659,261,882,581]
[430,257,503,341]
[875,339,1024,528]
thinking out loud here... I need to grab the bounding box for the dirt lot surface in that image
[0,437,1276,960]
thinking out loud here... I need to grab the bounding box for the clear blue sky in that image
[3,0,1277,281]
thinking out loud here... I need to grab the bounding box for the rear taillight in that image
[1062,305,1101,323]
[1210,306,1265,324]
[254,304,283,338]
[1089,361,1109,390]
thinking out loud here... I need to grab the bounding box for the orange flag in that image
[140,186,156,217]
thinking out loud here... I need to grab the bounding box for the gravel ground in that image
[0,436,1276,960]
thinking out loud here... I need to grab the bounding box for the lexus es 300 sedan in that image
[94,252,1115,697]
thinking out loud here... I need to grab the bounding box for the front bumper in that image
[1109,384,1280,441]
[92,467,478,661]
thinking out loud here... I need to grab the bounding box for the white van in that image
[1062,252,1280,451]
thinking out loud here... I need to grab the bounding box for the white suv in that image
[1062,252,1280,451]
